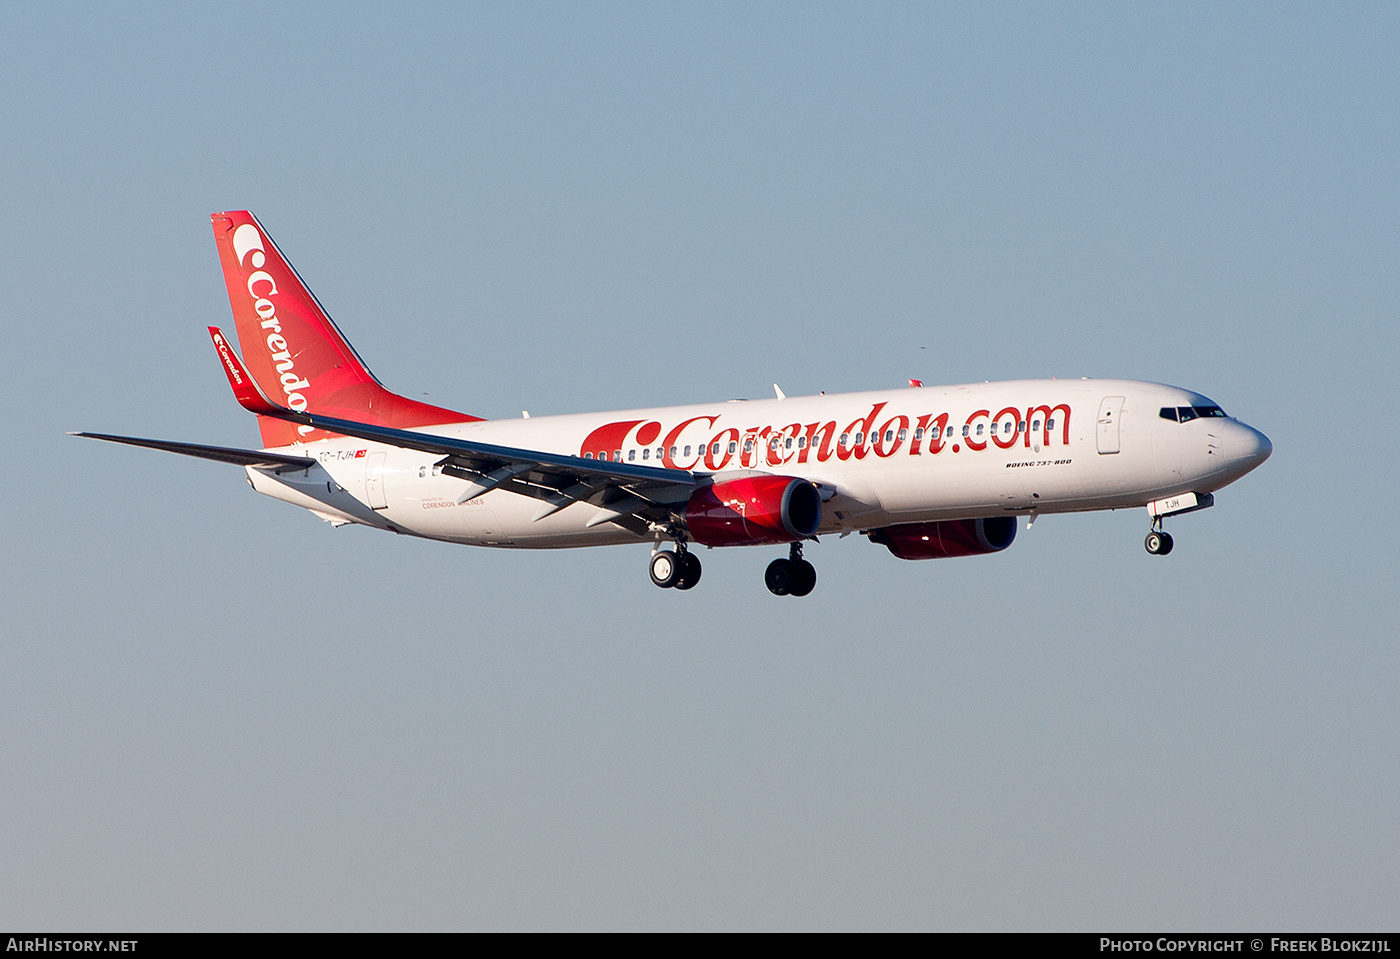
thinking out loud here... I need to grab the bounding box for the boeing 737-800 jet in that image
[77,211,1272,596]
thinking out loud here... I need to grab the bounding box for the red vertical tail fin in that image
[210,211,479,447]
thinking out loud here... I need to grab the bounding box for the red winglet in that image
[208,326,285,417]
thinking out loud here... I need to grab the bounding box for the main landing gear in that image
[765,542,816,597]
[647,539,817,596]
[650,543,701,590]
[1144,516,1174,556]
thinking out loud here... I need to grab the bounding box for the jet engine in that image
[686,475,822,547]
[866,516,1017,560]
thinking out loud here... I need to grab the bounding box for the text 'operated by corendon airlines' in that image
[77,212,1272,596]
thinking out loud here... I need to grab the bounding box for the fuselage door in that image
[1097,396,1124,455]
[364,451,389,509]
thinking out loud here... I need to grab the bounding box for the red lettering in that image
[873,415,910,457]
[964,410,990,451]
[705,427,740,470]
[741,426,771,469]
[837,402,887,462]
[914,413,949,455]
[771,423,802,466]
[579,420,644,460]
[636,420,662,446]
[1024,404,1071,447]
[992,406,1020,449]
[661,416,718,470]
[802,421,837,463]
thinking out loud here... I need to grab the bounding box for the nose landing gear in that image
[1144,516,1174,556]
[765,542,817,597]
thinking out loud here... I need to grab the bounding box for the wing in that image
[206,327,699,534]
[71,432,317,471]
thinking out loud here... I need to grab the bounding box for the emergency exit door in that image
[1097,396,1124,454]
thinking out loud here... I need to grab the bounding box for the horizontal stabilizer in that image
[71,432,315,470]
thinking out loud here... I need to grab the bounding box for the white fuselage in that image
[245,378,1271,548]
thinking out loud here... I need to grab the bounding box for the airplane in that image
[76,211,1273,596]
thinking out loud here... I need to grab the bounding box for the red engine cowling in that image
[686,476,823,547]
[867,516,1017,560]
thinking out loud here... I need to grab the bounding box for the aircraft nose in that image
[1227,422,1272,473]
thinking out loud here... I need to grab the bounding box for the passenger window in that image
[797,437,806,449]
[744,440,754,453]
[914,428,924,441]
[1047,418,1055,430]
[898,428,908,442]
[976,424,984,436]
[683,445,691,457]
[628,449,636,461]
[585,452,594,459]
[1032,420,1040,431]
[613,450,621,461]
[840,433,849,447]
[785,438,793,449]
[669,446,677,457]
[855,432,865,445]
[947,426,955,438]
[962,425,970,437]
[1018,421,1025,432]
[1004,422,1012,434]
[642,448,649,460]
[729,441,738,454]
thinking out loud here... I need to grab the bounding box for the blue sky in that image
[2,2,1396,930]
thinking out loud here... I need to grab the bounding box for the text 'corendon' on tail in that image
[210,211,480,448]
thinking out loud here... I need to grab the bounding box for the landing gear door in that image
[1097,396,1124,455]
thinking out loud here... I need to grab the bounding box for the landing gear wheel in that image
[765,558,792,596]
[674,551,702,590]
[788,559,817,597]
[1145,531,1174,556]
[650,549,680,588]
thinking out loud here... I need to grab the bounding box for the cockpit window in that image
[1164,404,1227,424]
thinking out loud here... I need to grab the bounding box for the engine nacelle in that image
[686,475,823,547]
[867,516,1017,560]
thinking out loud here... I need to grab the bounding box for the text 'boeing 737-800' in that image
[76,211,1272,596]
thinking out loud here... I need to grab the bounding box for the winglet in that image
[208,326,286,416]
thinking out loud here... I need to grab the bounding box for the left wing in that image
[207,327,701,533]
